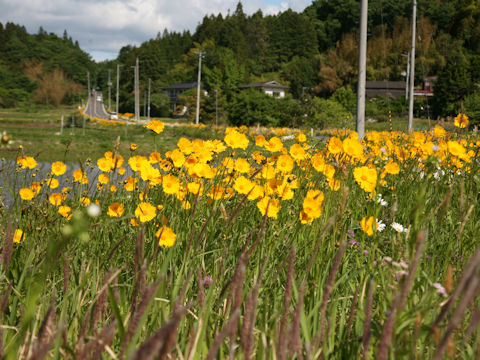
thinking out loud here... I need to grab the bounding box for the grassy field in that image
[0,107,478,359]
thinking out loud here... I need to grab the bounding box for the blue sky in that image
[0,0,311,62]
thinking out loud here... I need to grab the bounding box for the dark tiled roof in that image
[239,80,289,89]
[163,82,201,90]
[366,81,406,89]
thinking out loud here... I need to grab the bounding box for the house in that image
[163,82,203,111]
[365,81,406,99]
[414,76,437,97]
[239,81,289,98]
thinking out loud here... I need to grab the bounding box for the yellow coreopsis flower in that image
[47,178,59,189]
[327,137,343,155]
[13,229,24,243]
[360,216,376,236]
[51,161,67,176]
[234,176,254,195]
[454,113,469,128]
[343,137,364,159]
[19,188,35,200]
[384,160,400,175]
[264,137,283,152]
[97,157,114,173]
[289,143,306,161]
[234,158,251,174]
[156,226,177,247]
[17,156,37,169]
[58,205,72,219]
[130,143,138,151]
[73,169,88,184]
[276,154,294,173]
[107,202,124,217]
[162,174,180,195]
[98,173,110,184]
[224,129,249,150]
[257,196,280,218]
[145,119,165,134]
[124,176,138,191]
[135,202,156,222]
[353,166,377,193]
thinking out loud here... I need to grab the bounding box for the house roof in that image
[366,81,406,90]
[239,80,289,90]
[163,82,201,90]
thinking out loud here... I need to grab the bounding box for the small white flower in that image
[380,147,386,153]
[376,219,386,232]
[391,222,407,233]
[433,282,448,297]
[432,144,439,152]
[87,203,101,218]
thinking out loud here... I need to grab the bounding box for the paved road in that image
[84,89,111,119]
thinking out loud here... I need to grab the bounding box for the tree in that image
[433,50,471,117]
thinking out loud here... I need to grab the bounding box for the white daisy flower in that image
[391,222,407,233]
[376,219,386,232]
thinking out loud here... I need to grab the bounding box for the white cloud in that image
[0,0,311,61]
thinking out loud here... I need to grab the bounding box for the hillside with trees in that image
[2,0,480,125]
[0,23,95,107]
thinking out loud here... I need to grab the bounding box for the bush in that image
[464,91,480,126]
[305,97,353,129]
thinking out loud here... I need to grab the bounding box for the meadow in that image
[0,111,479,359]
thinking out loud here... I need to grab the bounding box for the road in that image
[84,89,111,119]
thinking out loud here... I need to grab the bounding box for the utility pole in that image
[116,64,121,116]
[147,78,151,121]
[87,71,91,115]
[107,69,112,112]
[134,57,140,124]
[356,0,368,139]
[195,51,205,125]
[143,91,146,117]
[408,0,417,132]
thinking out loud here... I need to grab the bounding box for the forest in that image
[1,0,480,126]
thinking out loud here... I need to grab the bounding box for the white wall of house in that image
[264,88,285,97]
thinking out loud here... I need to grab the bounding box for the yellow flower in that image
[384,160,400,175]
[289,143,306,161]
[162,174,180,195]
[49,193,66,206]
[134,202,156,222]
[73,169,88,184]
[264,137,283,152]
[234,158,251,173]
[156,226,177,247]
[31,182,41,194]
[276,154,294,173]
[13,229,24,243]
[80,197,91,206]
[17,156,37,169]
[454,113,469,128]
[130,143,138,151]
[353,166,377,193]
[124,176,138,191]
[128,155,148,172]
[257,196,280,218]
[51,161,67,176]
[19,188,35,200]
[58,205,72,219]
[234,176,254,195]
[296,133,307,143]
[327,137,343,155]
[447,140,467,159]
[433,125,446,138]
[98,173,110,184]
[47,178,59,189]
[224,129,249,150]
[169,149,185,168]
[145,119,165,134]
[107,202,124,217]
[343,137,363,159]
[360,216,376,236]
[177,137,193,154]
[97,157,115,172]
[255,134,266,147]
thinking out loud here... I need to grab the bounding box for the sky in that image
[0,0,311,62]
